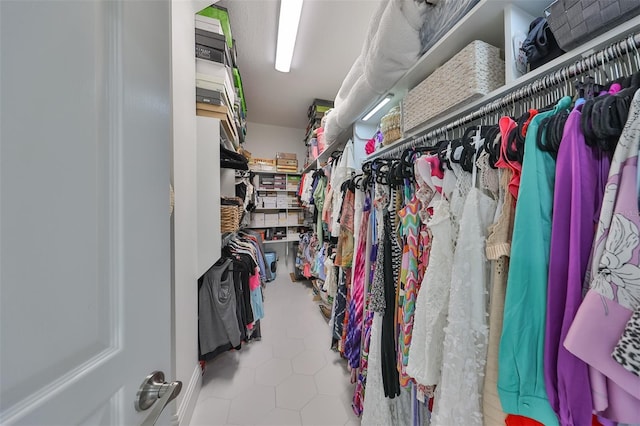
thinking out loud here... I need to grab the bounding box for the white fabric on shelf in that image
[324,0,428,144]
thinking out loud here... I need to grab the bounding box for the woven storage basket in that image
[220,197,243,233]
[402,40,504,134]
[381,106,402,146]
[547,0,640,51]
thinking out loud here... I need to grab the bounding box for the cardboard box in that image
[287,212,300,225]
[278,212,288,225]
[264,213,279,226]
[251,212,265,227]
[277,158,298,166]
[250,158,276,166]
[287,197,300,208]
[195,29,227,51]
[250,158,277,172]
[277,167,298,173]
[195,15,224,35]
[276,152,297,160]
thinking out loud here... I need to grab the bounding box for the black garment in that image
[381,209,401,398]
[221,146,249,170]
[198,259,242,359]
[226,252,256,342]
[521,17,563,70]
[332,266,348,347]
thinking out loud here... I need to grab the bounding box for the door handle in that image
[135,371,182,426]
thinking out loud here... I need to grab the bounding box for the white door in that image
[1,1,175,425]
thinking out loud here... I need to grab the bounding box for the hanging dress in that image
[361,315,395,425]
[406,156,453,387]
[498,96,572,426]
[544,100,611,426]
[353,188,377,416]
[345,196,372,370]
[396,185,421,387]
[361,185,396,425]
[431,140,497,426]
[483,123,516,426]
[564,90,640,424]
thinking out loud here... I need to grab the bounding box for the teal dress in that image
[497,96,571,426]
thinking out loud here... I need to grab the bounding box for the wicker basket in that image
[547,0,640,51]
[220,197,243,233]
[381,106,402,146]
[402,40,504,134]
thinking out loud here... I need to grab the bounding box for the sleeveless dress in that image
[432,185,497,425]
[396,190,421,387]
[406,156,454,387]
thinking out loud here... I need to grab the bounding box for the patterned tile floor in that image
[190,270,360,426]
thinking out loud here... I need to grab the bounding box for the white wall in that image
[244,122,306,273]
[353,122,378,168]
[171,1,214,424]
[196,117,222,277]
[244,122,307,167]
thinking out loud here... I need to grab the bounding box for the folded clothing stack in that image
[221,146,248,170]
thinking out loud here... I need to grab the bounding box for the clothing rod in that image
[367,31,640,161]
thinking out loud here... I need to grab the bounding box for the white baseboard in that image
[172,364,202,426]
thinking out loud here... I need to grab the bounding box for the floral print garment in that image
[588,89,640,311]
[565,90,640,422]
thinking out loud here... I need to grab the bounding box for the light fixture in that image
[362,94,393,121]
[275,0,304,73]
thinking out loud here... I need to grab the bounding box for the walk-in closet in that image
[2,1,640,425]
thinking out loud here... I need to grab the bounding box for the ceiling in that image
[216,0,383,129]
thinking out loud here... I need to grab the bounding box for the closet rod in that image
[367,31,640,161]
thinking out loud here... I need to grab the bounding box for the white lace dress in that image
[431,185,497,426]
[448,162,472,243]
[361,314,394,425]
[405,198,453,386]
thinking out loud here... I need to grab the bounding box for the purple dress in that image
[545,102,611,426]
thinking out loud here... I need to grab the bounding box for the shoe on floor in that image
[319,303,332,321]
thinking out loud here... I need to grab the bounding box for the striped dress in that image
[397,192,422,387]
[345,197,372,369]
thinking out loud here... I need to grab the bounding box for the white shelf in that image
[250,170,301,176]
[254,207,303,211]
[352,0,519,125]
[256,188,297,192]
[245,224,304,229]
[365,5,640,161]
[263,237,300,244]
[301,123,354,174]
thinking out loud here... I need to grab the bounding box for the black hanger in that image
[459,127,479,173]
[387,160,401,188]
[400,148,417,179]
[582,73,637,152]
[538,97,571,157]
[329,150,343,161]
[353,173,364,190]
[481,125,501,168]
[436,140,452,171]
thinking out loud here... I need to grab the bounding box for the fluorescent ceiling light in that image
[275,0,304,73]
[362,94,393,121]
